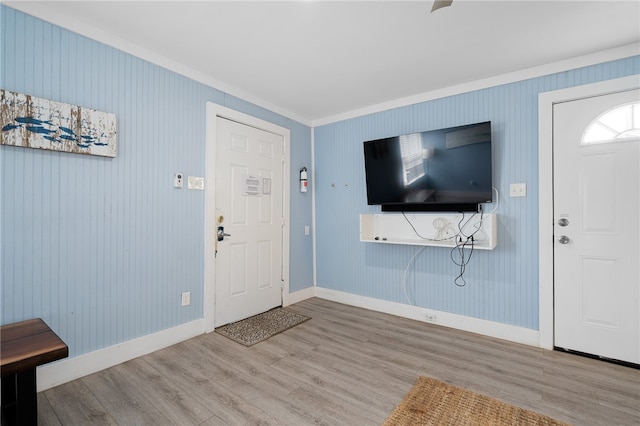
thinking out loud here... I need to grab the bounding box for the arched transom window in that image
[582,101,640,145]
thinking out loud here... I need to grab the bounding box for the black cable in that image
[450,212,468,286]
[452,236,475,287]
[401,208,483,287]
[450,207,483,287]
[401,211,455,242]
[401,211,430,240]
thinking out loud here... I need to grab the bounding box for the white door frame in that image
[204,103,291,333]
[538,74,640,349]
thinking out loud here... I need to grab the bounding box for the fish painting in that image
[25,125,55,134]
[14,116,53,126]
[1,123,21,132]
[58,126,76,135]
[43,135,62,143]
[0,89,117,157]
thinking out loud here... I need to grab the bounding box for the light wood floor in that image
[37,298,639,425]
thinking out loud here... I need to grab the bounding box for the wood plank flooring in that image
[37,298,640,425]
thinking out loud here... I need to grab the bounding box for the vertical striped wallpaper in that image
[2,4,637,357]
[314,57,639,330]
[0,6,313,357]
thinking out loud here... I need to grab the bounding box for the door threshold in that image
[554,347,639,370]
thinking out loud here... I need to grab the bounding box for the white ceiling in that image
[5,1,640,125]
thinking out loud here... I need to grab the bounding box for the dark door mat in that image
[215,307,310,346]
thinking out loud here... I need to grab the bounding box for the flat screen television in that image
[363,121,492,212]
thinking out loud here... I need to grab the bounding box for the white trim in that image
[312,43,640,127]
[5,2,637,127]
[284,287,315,307]
[537,75,640,350]
[311,127,318,288]
[37,319,205,392]
[204,103,291,333]
[37,280,547,392]
[3,1,312,127]
[314,287,540,347]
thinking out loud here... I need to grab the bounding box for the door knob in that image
[557,218,569,227]
[217,226,231,242]
[557,235,570,244]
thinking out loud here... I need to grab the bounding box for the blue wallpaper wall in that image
[2,4,638,360]
[314,57,639,330]
[0,6,313,357]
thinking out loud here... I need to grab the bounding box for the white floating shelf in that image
[360,213,497,250]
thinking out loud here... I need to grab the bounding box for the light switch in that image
[188,176,205,190]
[181,291,190,307]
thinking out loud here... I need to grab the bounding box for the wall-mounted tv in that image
[363,121,492,212]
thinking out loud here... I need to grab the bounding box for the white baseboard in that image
[37,319,205,392]
[37,287,540,391]
[283,286,315,307]
[37,286,315,391]
[314,287,540,347]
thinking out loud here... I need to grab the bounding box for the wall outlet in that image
[181,291,190,307]
[509,183,526,197]
[424,313,438,322]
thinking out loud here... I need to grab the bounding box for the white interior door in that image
[214,117,285,327]
[553,89,640,365]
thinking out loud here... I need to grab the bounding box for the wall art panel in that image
[1,89,117,157]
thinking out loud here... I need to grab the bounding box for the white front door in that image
[553,89,640,364]
[214,117,285,327]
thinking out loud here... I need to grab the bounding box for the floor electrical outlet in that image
[424,313,438,322]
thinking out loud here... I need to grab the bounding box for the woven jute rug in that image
[383,377,572,426]
[215,307,310,346]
